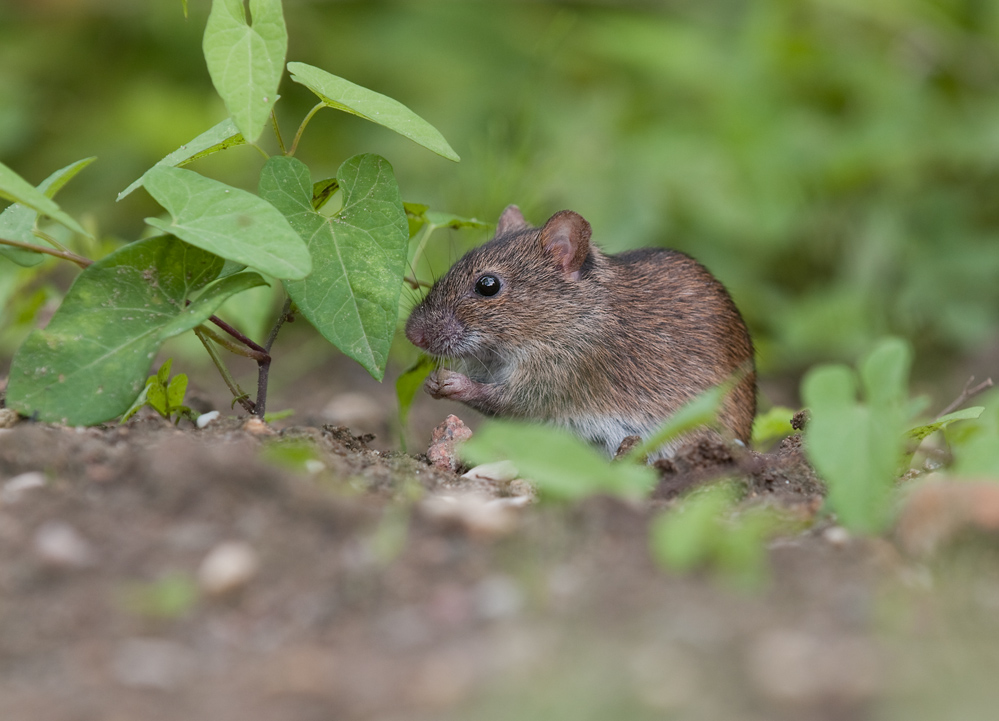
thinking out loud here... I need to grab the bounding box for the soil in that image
[1,378,998,721]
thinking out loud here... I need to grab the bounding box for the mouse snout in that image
[405,307,466,357]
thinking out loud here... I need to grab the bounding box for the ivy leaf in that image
[203,0,286,143]
[118,118,245,200]
[0,157,96,266]
[143,165,311,280]
[258,154,408,380]
[287,62,460,162]
[6,237,266,425]
[0,160,89,239]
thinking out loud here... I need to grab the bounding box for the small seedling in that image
[121,359,194,424]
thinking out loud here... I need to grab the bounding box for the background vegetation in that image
[2,0,998,412]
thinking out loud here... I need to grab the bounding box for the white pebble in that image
[33,521,96,568]
[198,541,260,596]
[462,460,519,483]
[2,471,46,504]
[196,410,221,428]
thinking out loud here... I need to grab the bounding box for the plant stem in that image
[0,236,92,268]
[32,229,71,253]
[265,296,294,352]
[270,110,287,155]
[937,376,995,418]
[288,102,324,157]
[208,315,268,358]
[194,326,256,414]
[403,275,432,290]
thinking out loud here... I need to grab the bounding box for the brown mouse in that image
[405,206,756,460]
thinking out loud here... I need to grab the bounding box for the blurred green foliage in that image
[2,0,998,385]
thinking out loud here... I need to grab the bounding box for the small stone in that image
[420,493,521,538]
[461,460,518,484]
[112,638,195,690]
[242,417,274,436]
[196,410,220,428]
[197,540,260,596]
[2,471,46,504]
[427,415,473,472]
[0,408,19,429]
[33,521,96,568]
[823,525,850,547]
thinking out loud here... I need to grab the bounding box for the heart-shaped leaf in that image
[203,0,286,143]
[143,165,311,280]
[6,237,266,425]
[258,154,408,380]
[287,62,459,162]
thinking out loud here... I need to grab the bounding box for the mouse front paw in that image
[425,369,475,400]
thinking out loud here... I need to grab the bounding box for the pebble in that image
[197,540,260,596]
[427,415,472,472]
[462,460,519,484]
[196,410,220,428]
[242,417,275,436]
[33,521,96,568]
[420,493,523,538]
[0,408,19,429]
[112,637,195,690]
[822,525,850,547]
[2,471,46,504]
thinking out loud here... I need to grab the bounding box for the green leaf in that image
[801,338,912,533]
[167,373,188,410]
[147,377,168,416]
[287,62,460,162]
[906,406,985,445]
[462,420,657,502]
[118,118,245,200]
[6,237,265,425]
[395,354,435,451]
[311,178,339,211]
[751,406,796,447]
[423,210,489,230]
[627,380,728,461]
[203,0,286,143]
[156,358,173,385]
[119,384,151,424]
[258,154,408,380]
[0,160,89,240]
[143,165,311,280]
[947,398,999,476]
[0,157,96,266]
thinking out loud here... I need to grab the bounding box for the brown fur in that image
[405,206,757,459]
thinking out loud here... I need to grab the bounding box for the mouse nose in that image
[405,317,428,349]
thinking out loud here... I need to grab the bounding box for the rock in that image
[112,638,195,690]
[242,417,275,436]
[196,410,220,428]
[896,479,999,555]
[427,415,472,472]
[2,471,46,504]
[0,408,19,429]
[197,540,260,596]
[33,521,96,568]
[822,525,850,547]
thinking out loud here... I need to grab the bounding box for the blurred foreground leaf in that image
[802,338,911,533]
[463,420,657,502]
[395,354,435,451]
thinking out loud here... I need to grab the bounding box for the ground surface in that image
[1,381,998,721]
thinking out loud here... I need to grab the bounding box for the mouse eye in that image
[474,274,501,297]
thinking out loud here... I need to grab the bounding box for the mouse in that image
[404,205,756,460]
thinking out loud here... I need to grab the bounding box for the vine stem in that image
[288,102,324,157]
[194,326,256,414]
[270,109,287,155]
[937,376,994,418]
[0,236,92,268]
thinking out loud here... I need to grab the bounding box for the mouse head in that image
[405,206,597,360]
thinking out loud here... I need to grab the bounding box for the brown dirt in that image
[1,402,998,720]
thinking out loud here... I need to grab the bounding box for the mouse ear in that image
[496,205,529,235]
[539,210,591,280]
